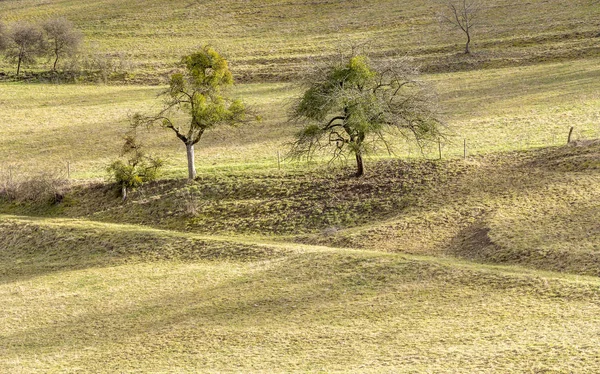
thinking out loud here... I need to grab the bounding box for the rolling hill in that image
[1,0,600,372]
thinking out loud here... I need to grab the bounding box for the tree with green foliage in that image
[42,17,82,72]
[107,135,164,200]
[5,22,44,76]
[290,55,444,177]
[133,46,248,180]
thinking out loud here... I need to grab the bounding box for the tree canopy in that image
[290,55,444,177]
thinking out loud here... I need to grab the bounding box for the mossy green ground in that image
[1,0,600,372]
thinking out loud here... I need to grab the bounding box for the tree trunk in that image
[355,152,364,177]
[16,57,22,76]
[465,30,471,54]
[53,54,59,72]
[121,185,128,201]
[186,143,197,180]
[567,126,575,144]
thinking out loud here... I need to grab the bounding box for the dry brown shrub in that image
[0,167,69,204]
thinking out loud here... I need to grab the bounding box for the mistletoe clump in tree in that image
[133,46,248,180]
[290,55,444,177]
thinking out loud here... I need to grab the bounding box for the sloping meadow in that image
[5,142,600,277]
[2,218,600,372]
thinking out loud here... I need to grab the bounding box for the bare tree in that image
[42,17,82,72]
[5,22,44,76]
[0,22,8,52]
[438,0,482,54]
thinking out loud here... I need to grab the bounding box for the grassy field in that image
[2,142,600,371]
[0,57,598,179]
[0,0,598,80]
[3,216,600,373]
[1,0,600,372]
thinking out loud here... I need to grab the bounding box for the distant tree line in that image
[0,17,82,76]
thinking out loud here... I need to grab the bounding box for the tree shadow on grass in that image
[0,217,289,285]
[4,251,600,372]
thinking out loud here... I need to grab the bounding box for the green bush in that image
[107,135,164,199]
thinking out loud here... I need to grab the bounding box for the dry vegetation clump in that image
[0,168,68,204]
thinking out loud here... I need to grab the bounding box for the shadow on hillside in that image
[59,160,451,236]
[436,143,600,276]
[448,199,600,277]
[446,221,600,276]
[5,250,600,373]
[0,218,288,285]
[306,144,600,262]
[4,143,599,283]
[5,251,596,371]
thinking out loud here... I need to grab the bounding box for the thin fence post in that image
[463,139,467,159]
[567,126,574,144]
[438,139,442,160]
[277,151,281,170]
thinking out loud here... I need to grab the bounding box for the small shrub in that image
[175,185,203,217]
[78,48,135,83]
[0,167,68,204]
[107,135,164,200]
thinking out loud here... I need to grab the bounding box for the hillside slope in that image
[2,215,600,372]
[1,1,600,370]
[3,142,600,276]
[0,0,598,81]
